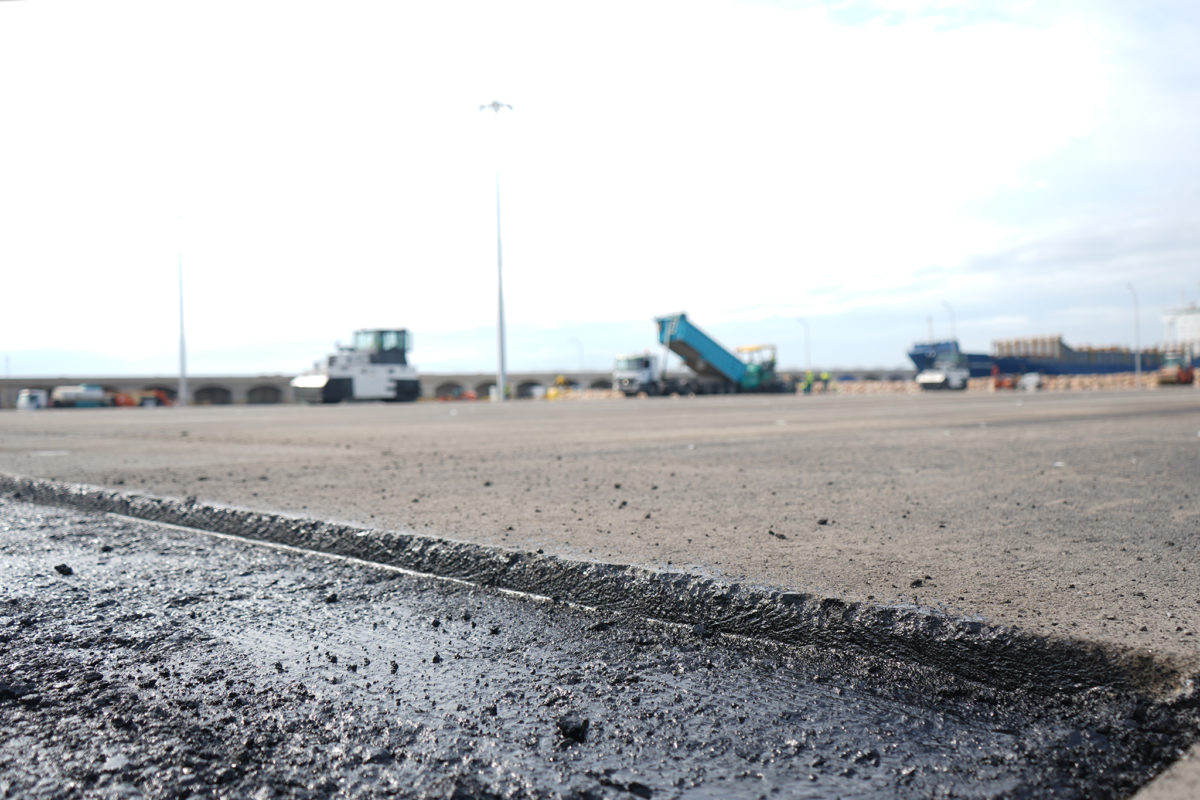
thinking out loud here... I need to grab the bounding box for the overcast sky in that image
[2,0,1198,376]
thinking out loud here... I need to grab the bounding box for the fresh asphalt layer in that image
[1,390,1199,795]
[6,497,1190,799]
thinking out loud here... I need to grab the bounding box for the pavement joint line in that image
[105,511,484,589]
[3,471,1199,701]
[104,510,594,613]
[104,510,758,653]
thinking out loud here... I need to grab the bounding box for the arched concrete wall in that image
[0,369,923,408]
[516,381,544,399]
[194,386,233,405]
[0,375,297,408]
[246,385,283,404]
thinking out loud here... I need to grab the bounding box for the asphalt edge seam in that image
[3,473,1195,701]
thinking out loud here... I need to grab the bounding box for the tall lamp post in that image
[569,337,584,372]
[942,301,957,342]
[1127,282,1141,390]
[178,254,188,407]
[481,100,512,402]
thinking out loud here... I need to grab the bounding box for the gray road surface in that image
[2,390,1199,795]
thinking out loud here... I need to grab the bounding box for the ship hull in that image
[992,354,1163,376]
[908,340,1163,377]
[907,341,992,377]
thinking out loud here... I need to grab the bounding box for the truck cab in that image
[16,389,49,410]
[917,353,970,391]
[613,353,660,396]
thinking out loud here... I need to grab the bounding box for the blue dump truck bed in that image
[656,313,747,385]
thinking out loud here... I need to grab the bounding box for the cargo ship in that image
[906,340,994,377]
[991,336,1163,376]
[908,336,1164,377]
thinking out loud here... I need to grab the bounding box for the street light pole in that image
[943,301,957,342]
[178,253,188,407]
[569,337,584,372]
[481,101,512,402]
[1127,283,1141,390]
[797,317,811,372]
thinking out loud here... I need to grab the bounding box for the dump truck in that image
[291,329,421,403]
[613,313,791,396]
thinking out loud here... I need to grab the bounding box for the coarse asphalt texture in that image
[4,498,1191,799]
[1,390,1199,796]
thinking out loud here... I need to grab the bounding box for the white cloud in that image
[0,0,1196,375]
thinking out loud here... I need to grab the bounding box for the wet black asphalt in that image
[1,496,1195,799]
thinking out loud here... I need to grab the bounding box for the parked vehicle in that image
[112,389,173,407]
[16,389,49,410]
[613,352,662,396]
[916,354,970,391]
[1017,372,1043,392]
[1157,352,1195,385]
[50,384,111,408]
[291,329,421,403]
[613,313,792,396]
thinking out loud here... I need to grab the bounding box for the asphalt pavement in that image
[1,496,1192,798]
[1,390,1198,797]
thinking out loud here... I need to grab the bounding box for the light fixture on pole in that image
[1126,283,1141,390]
[481,100,512,402]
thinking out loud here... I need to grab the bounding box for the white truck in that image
[613,352,662,396]
[916,353,970,391]
[16,389,49,410]
[291,329,421,403]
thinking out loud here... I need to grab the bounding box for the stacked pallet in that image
[831,372,1175,395]
[977,372,1170,392]
[1019,373,1159,393]
[829,380,921,395]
